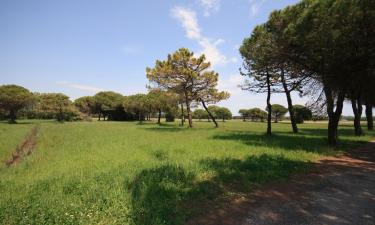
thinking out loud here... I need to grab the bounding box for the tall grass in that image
[0,120,373,224]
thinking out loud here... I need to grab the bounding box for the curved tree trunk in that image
[351,98,363,136]
[280,69,298,133]
[366,103,373,131]
[200,99,218,128]
[266,72,272,135]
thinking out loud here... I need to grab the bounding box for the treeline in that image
[239,104,312,123]
[239,0,375,145]
[192,106,232,122]
[0,84,230,125]
[0,85,85,123]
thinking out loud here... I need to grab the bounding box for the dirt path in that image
[5,126,39,167]
[188,142,375,225]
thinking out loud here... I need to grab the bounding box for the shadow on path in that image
[187,142,375,225]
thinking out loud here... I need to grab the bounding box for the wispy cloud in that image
[171,6,232,67]
[56,81,105,93]
[122,45,142,55]
[218,74,245,96]
[197,0,220,17]
[249,0,267,17]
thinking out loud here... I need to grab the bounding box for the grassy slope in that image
[0,120,373,225]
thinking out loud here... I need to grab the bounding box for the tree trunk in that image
[98,113,101,121]
[57,107,64,122]
[180,103,184,126]
[9,109,16,124]
[325,88,345,146]
[266,72,272,135]
[201,99,218,128]
[280,69,298,133]
[351,98,363,136]
[365,103,373,131]
[157,109,161,124]
[185,101,193,128]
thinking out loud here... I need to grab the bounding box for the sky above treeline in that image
[0,0,354,115]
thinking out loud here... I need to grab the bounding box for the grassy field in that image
[0,120,373,225]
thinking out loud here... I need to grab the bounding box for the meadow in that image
[0,120,373,225]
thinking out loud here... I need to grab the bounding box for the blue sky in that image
[0,0,354,115]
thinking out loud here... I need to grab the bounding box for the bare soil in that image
[5,126,39,167]
[187,141,375,225]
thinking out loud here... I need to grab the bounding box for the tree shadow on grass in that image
[297,127,361,137]
[126,154,308,225]
[212,131,368,154]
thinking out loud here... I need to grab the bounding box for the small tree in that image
[74,96,95,115]
[248,108,268,122]
[193,109,208,121]
[123,94,148,122]
[216,107,232,122]
[94,91,124,121]
[293,105,312,124]
[267,104,287,123]
[37,93,74,122]
[239,109,249,121]
[147,89,179,124]
[0,85,35,123]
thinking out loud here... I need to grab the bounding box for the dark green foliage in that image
[94,91,124,120]
[207,106,232,121]
[35,93,81,122]
[0,85,35,123]
[192,109,208,121]
[267,104,288,123]
[248,108,268,122]
[293,105,312,124]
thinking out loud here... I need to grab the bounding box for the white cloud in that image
[171,6,231,67]
[56,81,105,93]
[171,7,201,40]
[249,0,267,17]
[197,0,220,17]
[218,74,245,96]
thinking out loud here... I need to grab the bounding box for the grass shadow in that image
[126,154,308,225]
[212,131,368,154]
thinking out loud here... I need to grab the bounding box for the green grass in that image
[0,120,373,225]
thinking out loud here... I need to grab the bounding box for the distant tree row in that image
[193,106,232,122]
[240,0,375,145]
[0,84,181,123]
[239,104,312,124]
[0,85,84,123]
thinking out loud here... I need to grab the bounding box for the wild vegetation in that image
[0,120,373,225]
[0,0,375,224]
